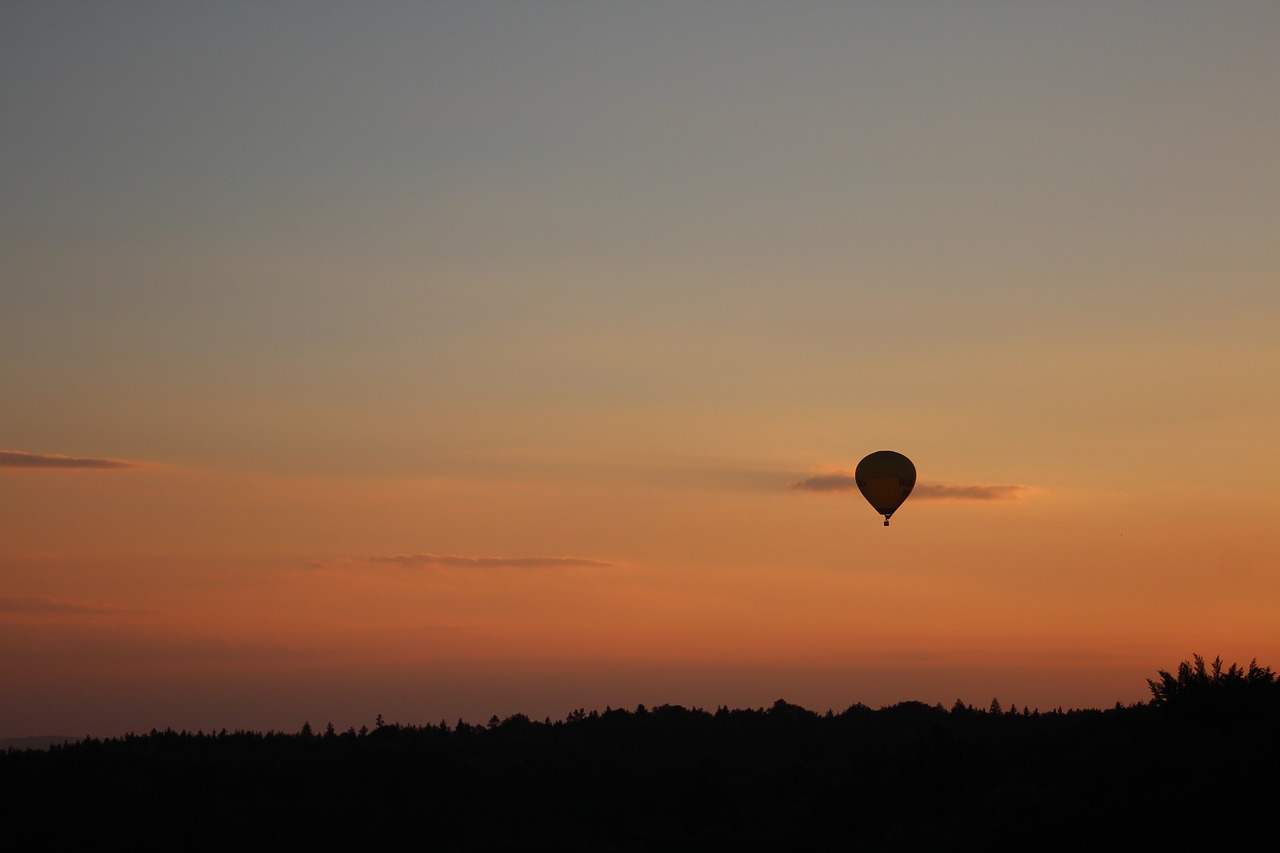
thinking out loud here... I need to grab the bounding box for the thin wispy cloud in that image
[0,595,147,616]
[1,450,139,470]
[790,473,862,493]
[791,472,1031,501]
[366,553,617,569]
[912,483,1031,501]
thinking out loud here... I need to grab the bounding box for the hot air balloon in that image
[855,451,916,526]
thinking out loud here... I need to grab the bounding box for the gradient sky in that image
[3,1,1278,737]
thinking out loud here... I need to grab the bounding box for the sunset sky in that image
[4,1,1278,738]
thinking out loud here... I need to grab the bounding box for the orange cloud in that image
[363,553,617,570]
[0,595,147,616]
[912,483,1032,501]
[790,473,861,493]
[791,472,1031,500]
[0,450,139,469]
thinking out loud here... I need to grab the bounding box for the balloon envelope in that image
[855,451,916,525]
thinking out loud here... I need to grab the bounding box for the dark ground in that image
[4,693,1277,851]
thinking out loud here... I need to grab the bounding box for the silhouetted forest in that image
[4,656,1278,851]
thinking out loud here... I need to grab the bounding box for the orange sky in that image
[4,450,1277,735]
[3,2,1279,736]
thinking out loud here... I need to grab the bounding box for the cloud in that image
[912,483,1031,501]
[790,472,1031,500]
[0,595,147,616]
[790,473,861,493]
[0,623,321,667]
[0,450,139,469]
[363,553,617,570]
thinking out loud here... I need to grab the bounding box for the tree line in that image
[3,655,1277,850]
